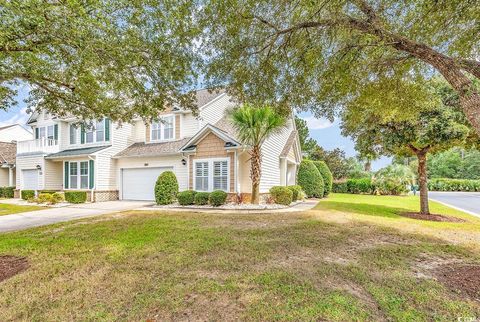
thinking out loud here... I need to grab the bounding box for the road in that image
[429,191,480,217]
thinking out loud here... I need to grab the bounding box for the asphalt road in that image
[429,191,480,217]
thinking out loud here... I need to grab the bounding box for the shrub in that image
[52,192,65,203]
[194,192,210,205]
[270,186,293,205]
[313,161,333,196]
[373,164,414,195]
[287,185,302,201]
[209,190,227,207]
[428,178,480,192]
[21,190,35,200]
[37,193,54,204]
[332,181,348,193]
[64,191,87,204]
[155,171,179,205]
[0,186,14,198]
[297,160,324,198]
[346,178,375,194]
[177,190,196,206]
[39,190,58,194]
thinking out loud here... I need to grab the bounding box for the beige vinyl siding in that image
[132,120,146,142]
[259,118,295,192]
[94,123,133,190]
[117,155,188,197]
[44,160,63,190]
[198,95,236,128]
[58,122,70,151]
[15,155,45,189]
[237,151,252,193]
[181,113,200,138]
[0,168,9,186]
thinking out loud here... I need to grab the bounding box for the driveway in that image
[0,201,152,233]
[429,191,480,217]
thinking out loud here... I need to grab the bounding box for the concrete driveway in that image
[0,201,153,233]
[429,191,480,217]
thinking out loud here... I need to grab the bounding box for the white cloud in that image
[301,116,334,130]
[0,108,30,127]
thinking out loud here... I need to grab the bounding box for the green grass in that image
[0,196,479,320]
[0,203,43,216]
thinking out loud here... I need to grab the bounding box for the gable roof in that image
[179,123,241,152]
[0,142,16,165]
[114,138,190,158]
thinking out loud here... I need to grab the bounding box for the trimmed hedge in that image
[332,179,374,194]
[209,190,227,207]
[64,191,87,204]
[297,160,324,198]
[21,190,35,200]
[177,190,196,206]
[37,193,53,204]
[428,178,480,192]
[313,161,333,197]
[52,192,65,203]
[287,185,302,201]
[0,186,14,198]
[194,192,210,205]
[155,171,179,205]
[270,186,293,205]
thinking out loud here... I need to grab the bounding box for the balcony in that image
[17,138,60,155]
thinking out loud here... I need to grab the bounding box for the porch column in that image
[8,167,14,187]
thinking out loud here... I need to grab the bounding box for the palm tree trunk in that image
[416,151,430,215]
[250,145,261,204]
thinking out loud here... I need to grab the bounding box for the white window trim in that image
[37,124,55,140]
[66,160,90,190]
[150,114,175,142]
[85,119,106,144]
[70,119,108,146]
[193,157,230,192]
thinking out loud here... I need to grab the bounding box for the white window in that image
[38,127,46,139]
[80,161,89,189]
[195,162,209,191]
[37,125,54,140]
[69,162,78,189]
[84,119,107,144]
[95,120,105,142]
[151,115,175,141]
[47,125,54,140]
[213,161,228,191]
[194,158,229,192]
[70,124,77,144]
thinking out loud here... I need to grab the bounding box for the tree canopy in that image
[1,0,199,122]
[201,0,480,134]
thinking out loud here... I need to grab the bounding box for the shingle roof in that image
[280,130,298,158]
[0,142,16,164]
[45,146,110,159]
[194,88,226,108]
[214,115,239,141]
[114,138,190,158]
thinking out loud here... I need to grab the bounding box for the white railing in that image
[17,138,60,154]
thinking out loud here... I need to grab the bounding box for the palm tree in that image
[230,104,287,204]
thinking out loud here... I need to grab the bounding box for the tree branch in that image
[455,58,480,79]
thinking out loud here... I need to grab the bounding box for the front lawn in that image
[0,195,479,320]
[0,203,43,216]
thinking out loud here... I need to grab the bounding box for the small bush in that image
[21,190,35,200]
[177,190,196,206]
[209,190,227,207]
[65,191,87,204]
[287,185,302,201]
[37,193,54,204]
[346,178,375,194]
[373,164,413,195]
[0,186,14,198]
[332,181,348,193]
[428,178,480,192]
[297,160,324,198]
[39,190,58,194]
[194,192,210,205]
[155,171,179,205]
[52,192,65,203]
[270,186,293,205]
[313,161,333,197]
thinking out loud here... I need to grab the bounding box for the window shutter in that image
[35,128,39,139]
[89,160,94,189]
[105,118,110,141]
[80,124,85,144]
[54,124,58,140]
[64,161,69,189]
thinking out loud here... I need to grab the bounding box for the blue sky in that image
[1,86,391,170]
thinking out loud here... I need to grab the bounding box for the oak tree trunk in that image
[250,145,262,204]
[416,151,430,215]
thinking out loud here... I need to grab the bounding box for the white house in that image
[0,124,32,143]
[15,90,301,201]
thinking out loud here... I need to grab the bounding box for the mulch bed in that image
[436,264,480,301]
[0,255,29,283]
[399,212,466,222]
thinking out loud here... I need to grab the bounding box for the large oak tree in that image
[1,0,199,121]
[201,0,480,134]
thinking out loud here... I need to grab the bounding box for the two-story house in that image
[15,89,301,201]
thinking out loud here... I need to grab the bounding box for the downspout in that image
[88,155,95,203]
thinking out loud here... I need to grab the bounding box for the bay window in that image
[194,158,229,192]
[151,115,174,141]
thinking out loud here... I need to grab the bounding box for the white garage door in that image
[121,167,173,201]
[22,169,39,190]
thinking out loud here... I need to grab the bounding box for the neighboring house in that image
[0,124,32,143]
[15,89,302,201]
[0,142,16,187]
